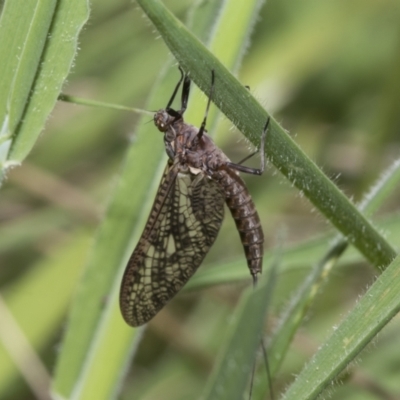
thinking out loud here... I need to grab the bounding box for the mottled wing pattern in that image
[120,163,225,326]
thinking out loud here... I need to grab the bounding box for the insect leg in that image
[227,118,270,176]
[166,66,185,110]
[236,149,259,167]
[198,70,216,139]
[179,74,191,115]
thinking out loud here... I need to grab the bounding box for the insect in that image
[120,68,269,326]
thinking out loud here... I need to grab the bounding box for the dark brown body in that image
[120,74,265,327]
[157,110,264,280]
[213,168,264,278]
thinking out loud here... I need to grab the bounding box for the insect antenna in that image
[58,94,153,116]
[198,69,215,139]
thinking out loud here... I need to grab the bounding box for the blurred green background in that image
[1,0,400,399]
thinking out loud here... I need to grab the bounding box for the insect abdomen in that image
[214,168,264,280]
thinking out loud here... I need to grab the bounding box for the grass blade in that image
[0,232,90,399]
[0,0,89,180]
[201,264,276,400]
[186,211,400,290]
[282,252,400,400]
[53,0,264,398]
[136,0,396,269]
[269,157,400,374]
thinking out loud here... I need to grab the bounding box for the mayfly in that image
[120,68,269,327]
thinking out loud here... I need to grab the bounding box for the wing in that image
[120,163,225,326]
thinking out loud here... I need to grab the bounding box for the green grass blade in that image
[282,252,400,400]
[51,74,170,397]
[183,0,265,128]
[2,2,398,399]
[186,211,400,290]
[208,0,264,72]
[200,264,276,400]
[136,0,396,269]
[196,158,400,399]
[267,157,400,375]
[53,0,263,398]
[194,156,400,290]
[267,239,348,370]
[0,232,90,399]
[189,155,400,397]
[0,0,89,180]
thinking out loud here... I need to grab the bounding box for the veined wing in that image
[120,163,225,326]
